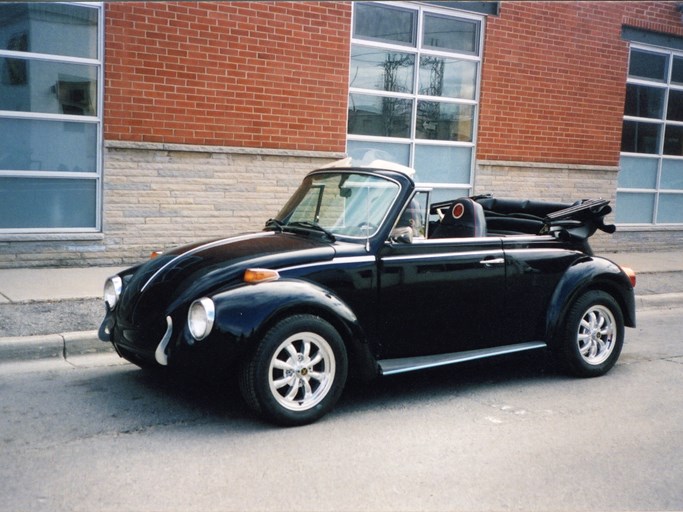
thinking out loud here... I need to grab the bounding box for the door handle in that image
[479,257,505,267]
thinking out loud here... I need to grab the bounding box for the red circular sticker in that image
[453,202,465,219]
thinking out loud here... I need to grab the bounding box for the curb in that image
[1,293,683,363]
[0,330,112,363]
[637,292,683,311]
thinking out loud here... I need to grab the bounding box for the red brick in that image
[104,1,351,150]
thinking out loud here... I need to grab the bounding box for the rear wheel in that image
[556,290,624,377]
[239,315,348,426]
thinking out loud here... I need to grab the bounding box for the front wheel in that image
[239,315,348,426]
[556,290,625,378]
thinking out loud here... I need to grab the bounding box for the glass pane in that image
[672,57,683,85]
[621,120,660,154]
[0,59,98,115]
[624,84,664,119]
[423,14,477,54]
[350,47,414,93]
[0,4,98,59]
[429,187,471,205]
[661,159,683,190]
[615,192,655,223]
[0,118,97,172]
[618,156,658,189]
[667,90,683,122]
[354,3,416,46]
[0,177,96,229]
[347,140,410,166]
[348,93,412,138]
[657,193,683,223]
[664,125,683,156]
[419,57,477,100]
[414,145,471,183]
[416,101,473,142]
[628,49,668,82]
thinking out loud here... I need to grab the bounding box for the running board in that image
[378,341,547,376]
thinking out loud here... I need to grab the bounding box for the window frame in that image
[347,1,484,198]
[618,42,683,226]
[0,2,104,235]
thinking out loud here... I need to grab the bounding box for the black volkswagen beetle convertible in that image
[99,159,636,426]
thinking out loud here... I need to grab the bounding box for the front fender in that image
[198,279,377,378]
[545,256,636,346]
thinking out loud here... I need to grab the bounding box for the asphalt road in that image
[1,307,681,512]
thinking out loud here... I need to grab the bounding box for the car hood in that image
[118,231,336,325]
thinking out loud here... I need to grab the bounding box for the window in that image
[348,2,483,200]
[0,3,102,232]
[617,45,683,224]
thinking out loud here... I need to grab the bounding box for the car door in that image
[376,236,506,359]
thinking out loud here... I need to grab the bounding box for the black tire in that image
[556,290,624,378]
[239,315,348,426]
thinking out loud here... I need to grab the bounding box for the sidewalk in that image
[1,252,682,362]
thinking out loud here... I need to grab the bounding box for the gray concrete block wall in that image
[2,149,682,268]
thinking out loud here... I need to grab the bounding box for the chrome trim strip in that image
[279,255,376,274]
[382,249,502,263]
[378,341,547,376]
[154,316,174,366]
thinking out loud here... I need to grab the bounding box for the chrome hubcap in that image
[268,332,335,411]
[577,305,616,365]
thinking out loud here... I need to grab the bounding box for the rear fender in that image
[208,279,378,379]
[545,256,636,346]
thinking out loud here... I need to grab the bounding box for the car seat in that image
[431,197,487,239]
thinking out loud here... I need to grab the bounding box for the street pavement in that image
[0,251,682,362]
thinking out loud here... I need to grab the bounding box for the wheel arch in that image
[545,256,636,347]
[210,279,379,379]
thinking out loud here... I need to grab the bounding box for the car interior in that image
[396,195,615,242]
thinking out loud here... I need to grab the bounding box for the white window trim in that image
[618,42,683,227]
[348,1,484,193]
[0,2,104,234]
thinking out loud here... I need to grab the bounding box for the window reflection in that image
[666,90,683,122]
[416,101,473,142]
[350,48,415,93]
[621,120,660,154]
[348,93,413,138]
[423,14,478,54]
[419,56,476,100]
[354,3,416,46]
[629,49,668,82]
[672,57,683,85]
[0,3,98,59]
[0,59,97,116]
[664,125,683,155]
[624,84,664,119]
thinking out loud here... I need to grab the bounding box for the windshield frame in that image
[272,169,405,242]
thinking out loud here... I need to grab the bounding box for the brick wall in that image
[478,1,683,167]
[104,1,351,152]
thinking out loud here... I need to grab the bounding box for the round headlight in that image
[104,276,122,310]
[188,298,215,341]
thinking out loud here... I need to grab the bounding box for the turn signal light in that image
[621,266,636,288]
[244,268,280,284]
[150,251,163,259]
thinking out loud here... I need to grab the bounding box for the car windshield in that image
[273,171,401,239]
